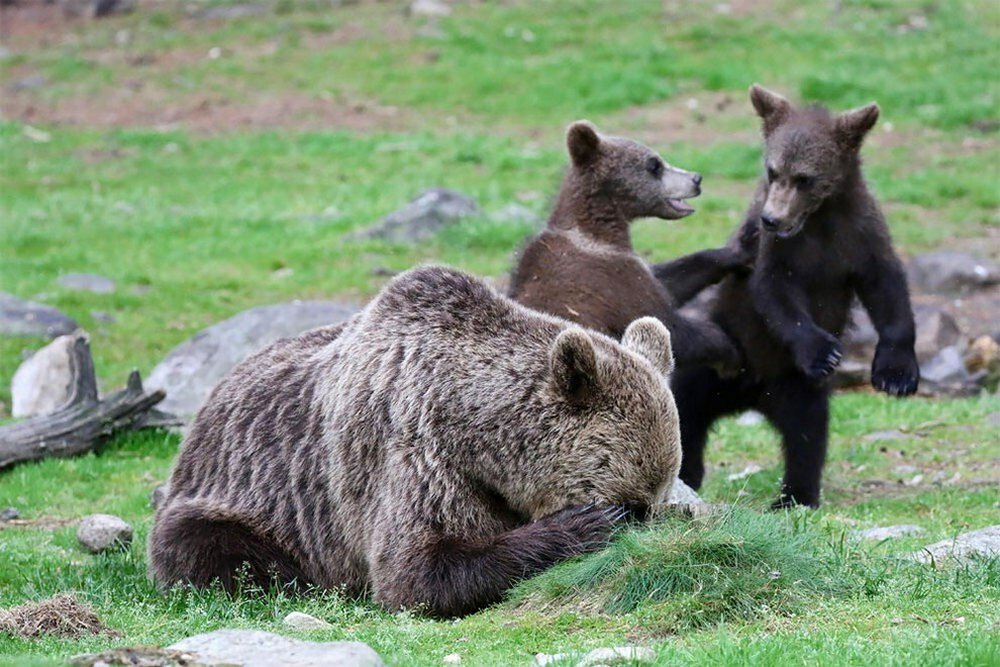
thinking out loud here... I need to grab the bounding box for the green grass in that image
[1,0,999,664]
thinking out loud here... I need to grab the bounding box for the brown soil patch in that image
[610,90,758,147]
[71,647,196,667]
[0,593,117,639]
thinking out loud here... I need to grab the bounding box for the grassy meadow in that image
[1,0,998,664]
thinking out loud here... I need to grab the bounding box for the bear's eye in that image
[646,157,664,178]
[766,167,778,183]
[794,175,815,190]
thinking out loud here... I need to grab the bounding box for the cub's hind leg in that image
[149,501,309,593]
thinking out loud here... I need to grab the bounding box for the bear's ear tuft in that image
[622,317,674,376]
[566,120,602,167]
[551,328,600,405]
[835,102,880,151]
[749,84,791,136]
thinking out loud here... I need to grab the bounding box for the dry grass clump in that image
[0,593,117,639]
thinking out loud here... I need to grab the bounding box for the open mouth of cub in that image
[665,197,696,217]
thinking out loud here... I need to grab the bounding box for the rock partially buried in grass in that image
[913,525,1000,564]
[56,273,116,294]
[0,293,78,339]
[282,611,333,631]
[77,514,133,553]
[167,629,384,667]
[655,476,712,518]
[854,524,926,541]
[354,188,479,244]
[535,646,656,666]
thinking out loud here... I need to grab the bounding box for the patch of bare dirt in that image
[0,593,117,639]
[610,90,758,147]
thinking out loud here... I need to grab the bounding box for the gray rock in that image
[908,251,1000,295]
[57,273,116,294]
[77,514,133,553]
[491,203,541,227]
[535,646,656,666]
[147,300,358,417]
[409,0,451,17]
[855,524,926,541]
[655,477,711,518]
[0,507,20,521]
[196,3,267,20]
[356,189,479,244]
[283,611,333,631]
[0,293,78,339]
[913,525,1000,563]
[920,345,975,394]
[11,334,78,417]
[735,410,764,427]
[7,74,48,92]
[914,305,963,363]
[863,429,907,442]
[168,630,384,667]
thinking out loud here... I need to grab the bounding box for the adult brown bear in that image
[674,86,919,509]
[149,266,681,617]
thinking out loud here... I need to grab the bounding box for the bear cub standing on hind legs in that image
[150,266,681,617]
[509,121,751,372]
[674,85,920,509]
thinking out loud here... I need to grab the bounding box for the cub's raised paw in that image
[798,334,842,381]
[872,348,919,396]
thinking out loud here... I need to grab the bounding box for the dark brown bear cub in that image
[509,121,750,372]
[150,266,681,617]
[674,85,919,509]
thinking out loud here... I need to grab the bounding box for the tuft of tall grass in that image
[512,508,854,628]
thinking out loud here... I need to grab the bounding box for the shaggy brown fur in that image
[149,266,681,617]
[674,86,919,508]
[509,121,750,372]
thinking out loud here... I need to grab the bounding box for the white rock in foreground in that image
[77,514,133,553]
[168,630,384,667]
[854,524,926,541]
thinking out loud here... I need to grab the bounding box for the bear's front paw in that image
[544,503,626,555]
[871,346,919,396]
[797,333,842,381]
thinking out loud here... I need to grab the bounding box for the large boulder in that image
[168,630,384,667]
[147,301,358,418]
[11,334,78,417]
[908,251,1000,295]
[0,293,77,339]
[354,189,479,244]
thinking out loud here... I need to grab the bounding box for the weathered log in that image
[0,333,167,469]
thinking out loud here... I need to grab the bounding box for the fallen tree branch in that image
[0,333,167,469]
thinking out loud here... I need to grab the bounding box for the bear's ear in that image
[551,328,600,405]
[749,84,791,136]
[622,317,674,376]
[566,120,602,167]
[835,102,880,151]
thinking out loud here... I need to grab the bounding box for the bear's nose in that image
[760,214,780,231]
[691,173,702,187]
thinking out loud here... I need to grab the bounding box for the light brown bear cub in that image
[510,121,750,372]
[149,266,680,617]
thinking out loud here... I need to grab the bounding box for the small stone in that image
[727,463,762,481]
[921,345,973,391]
[91,311,116,324]
[535,646,656,666]
[864,429,907,442]
[913,525,1000,563]
[282,611,333,631]
[855,525,926,541]
[168,629,384,667]
[11,334,79,418]
[892,464,918,475]
[57,273,116,294]
[77,514,133,554]
[735,410,764,427]
[443,654,461,664]
[654,477,712,518]
[409,0,451,17]
[1,508,20,521]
